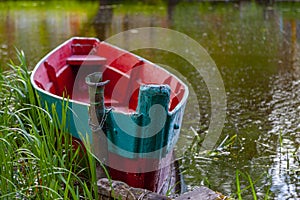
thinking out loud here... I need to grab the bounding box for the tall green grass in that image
[0,50,99,199]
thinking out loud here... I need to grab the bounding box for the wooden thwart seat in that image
[66,55,107,66]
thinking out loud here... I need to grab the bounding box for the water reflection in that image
[266,20,300,197]
[0,1,299,199]
[93,0,113,40]
[0,1,97,68]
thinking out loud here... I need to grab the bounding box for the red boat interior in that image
[33,38,186,112]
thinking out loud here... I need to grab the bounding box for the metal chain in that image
[88,108,112,132]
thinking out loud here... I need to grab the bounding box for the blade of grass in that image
[246,172,257,200]
[236,170,242,200]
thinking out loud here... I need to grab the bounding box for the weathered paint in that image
[106,85,170,153]
[31,37,189,160]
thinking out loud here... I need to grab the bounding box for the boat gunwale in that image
[30,37,189,115]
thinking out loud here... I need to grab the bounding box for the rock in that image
[97,178,171,200]
[174,186,225,200]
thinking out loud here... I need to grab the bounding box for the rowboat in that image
[31,37,188,192]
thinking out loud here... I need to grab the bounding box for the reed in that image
[0,50,100,199]
[235,169,271,200]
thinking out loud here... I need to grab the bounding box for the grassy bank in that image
[0,51,99,199]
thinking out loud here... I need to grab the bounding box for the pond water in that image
[0,1,299,199]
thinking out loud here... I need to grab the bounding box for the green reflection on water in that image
[0,0,98,69]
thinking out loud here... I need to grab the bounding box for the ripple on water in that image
[267,73,300,199]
